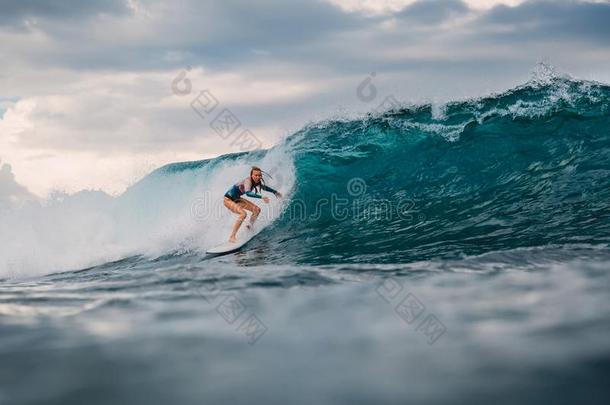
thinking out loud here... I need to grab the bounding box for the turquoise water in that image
[1,74,610,404]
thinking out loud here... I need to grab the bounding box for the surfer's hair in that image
[250,166,265,193]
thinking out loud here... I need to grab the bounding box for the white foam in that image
[0,148,295,279]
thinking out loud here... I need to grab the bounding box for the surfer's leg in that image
[238,199,261,226]
[224,197,246,242]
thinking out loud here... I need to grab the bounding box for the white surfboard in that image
[206,228,257,255]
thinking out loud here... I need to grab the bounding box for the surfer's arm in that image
[244,190,263,198]
[261,184,279,195]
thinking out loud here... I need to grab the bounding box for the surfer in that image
[223,166,282,243]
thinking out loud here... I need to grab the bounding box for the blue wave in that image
[249,75,610,264]
[84,74,610,266]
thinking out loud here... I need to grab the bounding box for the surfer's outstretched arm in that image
[244,190,263,198]
[262,184,282,198]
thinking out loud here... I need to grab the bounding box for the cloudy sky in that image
[1,0,609,199]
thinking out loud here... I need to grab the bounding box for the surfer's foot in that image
[228,236,237,243]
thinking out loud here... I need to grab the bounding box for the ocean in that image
[1,73,609,404]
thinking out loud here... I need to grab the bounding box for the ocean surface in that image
[1,72,610,404]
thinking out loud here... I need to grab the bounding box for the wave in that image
[270,73,610,263]
[0,148,296,278]
[2,71,609,276]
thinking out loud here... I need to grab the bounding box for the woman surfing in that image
[223,166,282,243]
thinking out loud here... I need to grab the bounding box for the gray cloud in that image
[397,0,470,24]
[2,0,609,76]
[3,0,374,71]
[142,0,371,69]
[5,0,605,79]
[481,0,610,45]
[0,0,130,30]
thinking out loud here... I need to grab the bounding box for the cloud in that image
[3,0,607,76]
[326,0,527,14]
[0,159,36,208]
[1,68,324,153]
[0,97,19,117]
[396,0,470,24]
[480,0,610,45]
[1,0,373,71]
[0,0,131,30]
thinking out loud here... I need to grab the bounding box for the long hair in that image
[250,166,264,194]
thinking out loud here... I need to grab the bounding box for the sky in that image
[1,0,609,200]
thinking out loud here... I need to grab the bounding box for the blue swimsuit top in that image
[225,177,277,200]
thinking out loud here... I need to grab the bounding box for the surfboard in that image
[206,228,256,255]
